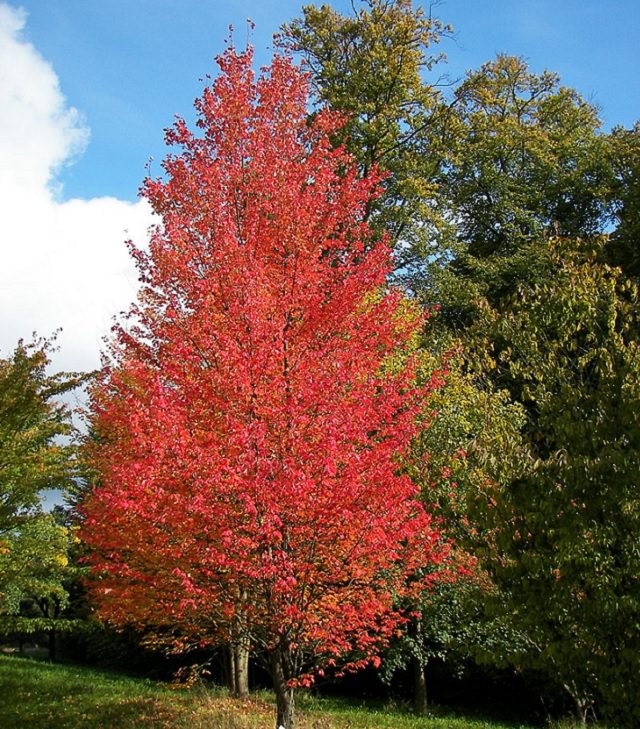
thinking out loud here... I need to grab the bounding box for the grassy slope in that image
[0,654,537,729]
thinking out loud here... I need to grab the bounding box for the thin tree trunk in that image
[228,599,250,697]
[228,643,236,693]
[38,596,58,663]
[48,627,57,662]
[563,683,591,726]
[574,696,590,727]
[413,655,428,715]
[270,648,295,729]
[412,615,428,715]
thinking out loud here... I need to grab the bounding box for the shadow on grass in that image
[0,654,544,729]
[0,655,181,729]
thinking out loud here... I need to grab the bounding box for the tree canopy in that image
[80,47,450,729]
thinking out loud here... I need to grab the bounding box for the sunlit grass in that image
[0,654,546,728]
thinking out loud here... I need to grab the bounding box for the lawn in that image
[0,654,543,729]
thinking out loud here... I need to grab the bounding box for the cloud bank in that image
[0,3,154,372]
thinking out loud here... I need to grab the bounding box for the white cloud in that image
[0,3,154,372]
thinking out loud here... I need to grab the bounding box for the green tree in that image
[0,338,84,528]
[0,512,80,660]
[0,337,86,656]
[425,55,616,325]
[606,122,640,277]
[409,53,640,725]
[468,237,640,725]
[413,59,637,721]
[279,0,450,244]
[281,5,640,722]
[443,56,612,252]
[386,342,526,714]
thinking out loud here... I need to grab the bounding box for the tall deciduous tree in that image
[80,48,448,729]
[279,0,450,245]
[281,3,640,721]
[442,56,612,253]
[423,59,638,722]
[425,54,616,327]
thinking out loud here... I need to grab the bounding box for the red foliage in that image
[81,47,448,684]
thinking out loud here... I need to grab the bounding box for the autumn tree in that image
[80,47,448,729]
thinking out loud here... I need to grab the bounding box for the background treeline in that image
[1,2,638,727]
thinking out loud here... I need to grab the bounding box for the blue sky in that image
[1,0,639,373]
[16,0,640,202]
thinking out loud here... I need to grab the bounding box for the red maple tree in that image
[81,47,448,729]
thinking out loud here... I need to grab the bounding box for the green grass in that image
[0,653,551,728]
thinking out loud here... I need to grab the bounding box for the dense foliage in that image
[80,47,450,729]
[3,3,638,727]
[0,338,85,652]
[281,1,640,725]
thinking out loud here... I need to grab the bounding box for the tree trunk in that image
[48,626,57,662]
[270,648,295,729]
[228,641,250,697]
[413,655,428,715]
[411,615,428,715]
[563,683,592,726]
[233,640,250,697]
[574,696,590,727]
[228,601,250,697]
[38,596,59,663]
